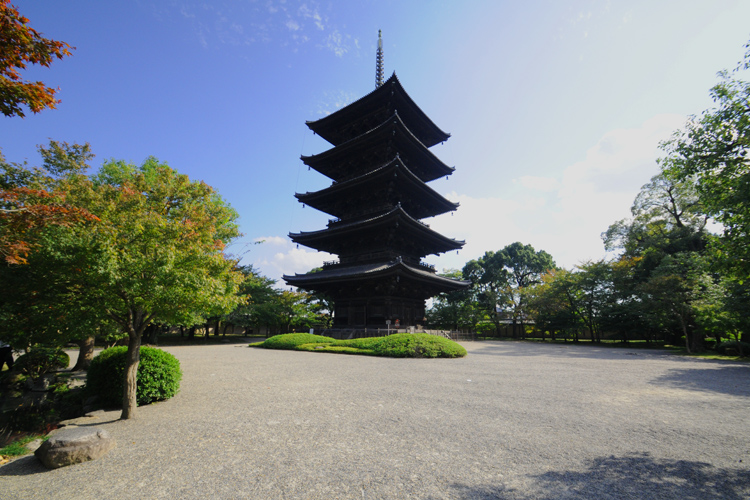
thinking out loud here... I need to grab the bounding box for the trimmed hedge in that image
[372,333,467,358]
[86,346,182,408]
[14,347,70,378]
[255,333,467,358]
[260,333,335,350]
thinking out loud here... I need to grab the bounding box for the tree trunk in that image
[121,333,142,420]
[72,335,96,371]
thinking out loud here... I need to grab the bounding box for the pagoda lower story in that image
[286,258,468,327]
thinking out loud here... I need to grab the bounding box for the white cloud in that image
[516,175,560,192]
[254,235,290,246]
[325,30,348,57]
[427,114,686,271]
[286,20,300,31]
[298,4,325,31]
[249,235,334,285]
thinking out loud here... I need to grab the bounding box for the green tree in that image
[637,252,715,353]
[661,43,750,284]
[426,269,482,331]
[0,142,96,264]
[0,141,108,369]
[62,158,243,419]
[463,242,555,337]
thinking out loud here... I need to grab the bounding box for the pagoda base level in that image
[332,297,426,328]
[318,327,420,340]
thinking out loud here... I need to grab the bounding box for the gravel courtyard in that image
[2,340,749,499]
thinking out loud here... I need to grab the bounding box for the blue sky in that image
[3,1,749,284]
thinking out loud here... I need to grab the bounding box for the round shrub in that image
[14,347,70,378]
[86,346,182,408]
[373,333,467,358]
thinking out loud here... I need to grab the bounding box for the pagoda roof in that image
[283,258,470,295]
[306,73,450,148]
[295,157,459,220]
[289,204,464,257]
[301,112,455,183]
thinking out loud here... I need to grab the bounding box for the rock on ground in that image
[34,426,115,469]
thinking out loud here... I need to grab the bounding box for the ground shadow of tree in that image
[449,452,750,500]
[650,366,750,397]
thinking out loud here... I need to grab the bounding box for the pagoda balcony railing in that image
[327,204,431,228]
[327,203,393,227]
[418,261,436,272]
[323,260,340,268]
[340,251,399,265]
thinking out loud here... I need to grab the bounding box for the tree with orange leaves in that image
[0,0,73,117]
[0,141,96,264]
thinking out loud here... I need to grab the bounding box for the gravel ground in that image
[2,340,749,499]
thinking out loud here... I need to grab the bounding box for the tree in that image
[463,242,555,337]
[0,142,107,369]
[0,0,73,117]
[637,252,715,353]
[62,158,243,419]
[661,43,750,283]
[426,269,482,331]
[526,269,584,341]
[0,142,97,264]
[603,171,708,265]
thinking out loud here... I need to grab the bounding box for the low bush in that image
[716,340,750,356]
[86,346,182,408]
[372,333,467,358]
[14,348,70,379]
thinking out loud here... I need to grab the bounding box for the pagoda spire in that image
[375,30,384,88]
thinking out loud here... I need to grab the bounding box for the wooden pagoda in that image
[284,35,468,328]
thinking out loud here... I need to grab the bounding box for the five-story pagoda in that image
[284,32,468,329]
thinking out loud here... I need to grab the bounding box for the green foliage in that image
[462,242,555,337]
[372,333,467,358]
[0,435,48,457]
[716,340,750,356]
[256,333,467,358]
[14,347,69,378]
[224,266,329,335]
[260,333,334,350]
[86,346,182,408]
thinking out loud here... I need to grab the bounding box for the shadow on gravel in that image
[650,366,750,397]
[0,455,49,476]
[450,452,750,499]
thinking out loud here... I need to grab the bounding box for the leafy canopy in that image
[0,0,73,117]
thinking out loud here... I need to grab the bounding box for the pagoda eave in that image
[301,112,454,183]
[306,73,450,148]
[284,259,470,296]
[289,205,465,256]
[294,158,459,219]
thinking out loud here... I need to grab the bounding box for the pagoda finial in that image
[376,30,384,88]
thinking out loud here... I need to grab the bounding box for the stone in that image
[24,439,43,452]
[34,426,115,469]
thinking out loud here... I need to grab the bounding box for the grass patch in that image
[253,333,467,358]
[0,434,48,457]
